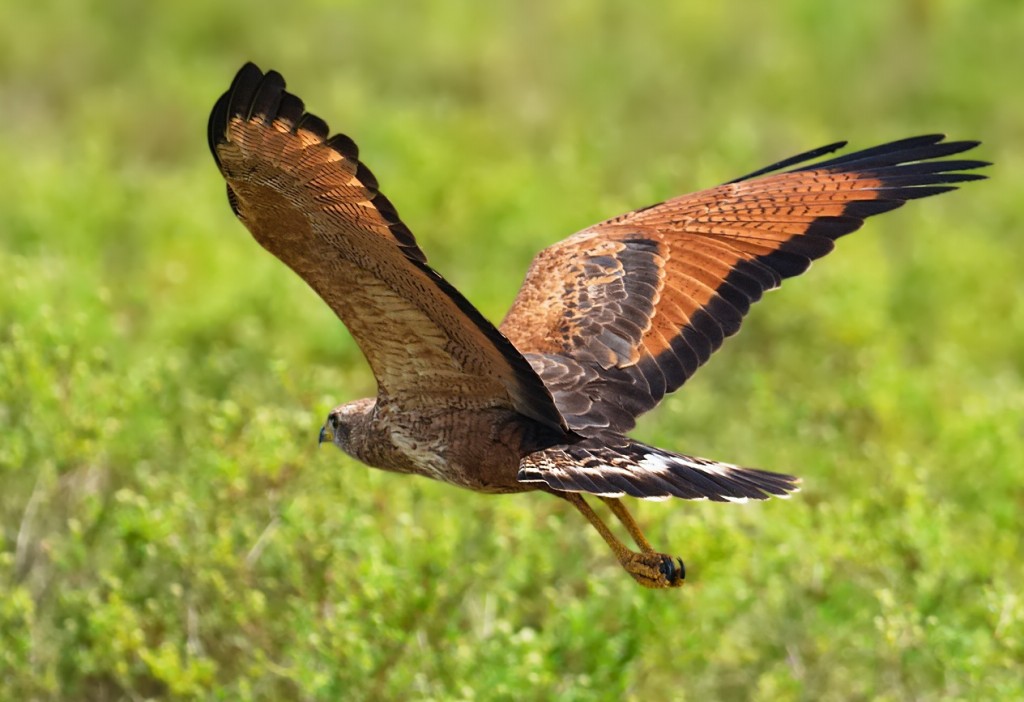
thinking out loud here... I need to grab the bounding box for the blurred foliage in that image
[1,1,1022,700]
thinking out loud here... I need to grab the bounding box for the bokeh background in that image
[2,1,1022,700]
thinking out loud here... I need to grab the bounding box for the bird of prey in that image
[208,62,986,588]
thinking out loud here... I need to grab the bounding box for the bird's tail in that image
[517,434,799,502]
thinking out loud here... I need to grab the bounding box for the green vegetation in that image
[2,1,1021,699]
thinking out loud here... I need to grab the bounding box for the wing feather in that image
[503,136,988,434]
[210,63,568,432]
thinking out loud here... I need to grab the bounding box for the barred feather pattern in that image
[503,135,988,439]
[519,434,800,502]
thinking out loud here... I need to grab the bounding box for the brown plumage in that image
[209,63,987,588]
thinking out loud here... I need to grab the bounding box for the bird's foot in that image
[621,551,685,589]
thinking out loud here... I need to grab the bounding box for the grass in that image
[1,1,1022,700]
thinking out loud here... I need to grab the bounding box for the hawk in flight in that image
[209,63,986,588]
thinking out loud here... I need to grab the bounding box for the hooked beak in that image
[318,424,331,446]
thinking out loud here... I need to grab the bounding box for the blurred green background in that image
[1,1,1022,700]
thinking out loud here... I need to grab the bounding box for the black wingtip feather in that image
[872,172,988,188]
[758,249,813,279]
[226,63,264,122]
[886,185,958,201]
[247,70,286,123]
[276,93,306,130]
[803,216,865,241]
[730,135,987,193]
[295,113,329,139]
[355,162,380,194]
[797,134,946,171]
[871,159,991,176]
[842,199,905,218]
[209,62,267,162]
[207,92,230,164]
[799,136,980,174]
[727,140,848,184]
[326,133,359,160]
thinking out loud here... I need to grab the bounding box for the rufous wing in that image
[501,136,987,434]
[209,63,567,432]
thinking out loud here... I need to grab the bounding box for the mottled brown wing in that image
[502,136,987,434]
[209,63,567,432]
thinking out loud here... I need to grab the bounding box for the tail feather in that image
[518,434,799,503]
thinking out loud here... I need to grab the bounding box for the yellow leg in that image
[562,492,684,589]
[599,496,656,553]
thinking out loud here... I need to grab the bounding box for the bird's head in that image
[318,397,376,458]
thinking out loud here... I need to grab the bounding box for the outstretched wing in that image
[209,63,567,432]
[501,136,987,435]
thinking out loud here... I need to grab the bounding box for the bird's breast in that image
[371,407,536,494]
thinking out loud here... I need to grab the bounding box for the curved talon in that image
[659,555,685,585]
[561,493,685,588]
[623,551,686,589]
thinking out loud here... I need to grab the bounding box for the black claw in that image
[659,555,686,583]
